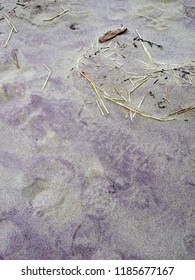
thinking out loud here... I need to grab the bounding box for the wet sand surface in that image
[0,0,195,259]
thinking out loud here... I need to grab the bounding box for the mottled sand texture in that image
[0,0,194,259]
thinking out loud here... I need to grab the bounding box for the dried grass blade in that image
[42,64,51,90]
[80,71,109,115]
[4,27,14,48]
[43,8,70,21]
[96,100,105,116]
[135,29,152,62]
[129,77,148,96]
[168,104,195,116]
[105,96,174,121]
[3,13,17,33]
[113,87,127,101]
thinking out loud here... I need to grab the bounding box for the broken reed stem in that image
[79,71,109,115]
[135,29,152,62]
[42,64,51,90]
[105,96,174,121]
[43,7,70,21]
[4,27,14,48]
[167,104,195,116]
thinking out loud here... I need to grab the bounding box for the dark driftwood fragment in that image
[99,27,128,43]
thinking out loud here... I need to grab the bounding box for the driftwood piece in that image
[99,27,128,43]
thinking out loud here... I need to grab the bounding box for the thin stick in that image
[106,52,117,58]
[79,71,109,115]
[167,104,195,116]
[113,87,127,101]
[101,47,110,53]
[96,100,105,116]
[43,8,70,21]
[105,96,174,121]
[112,98,125,102]
[85,101,94,104]
[4,26,14,48]
[129,77,149,96]
[114,61,124,68]
[135,29,152,61]
[42,64,51,90]
[3,13,17,33]
[95,85,110,97]
[133,58,152,70]
[132,92,147,118]
[133,75,148,83]
[129,79,134,86]
[127,71,140,75]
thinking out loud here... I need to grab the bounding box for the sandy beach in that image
[0,0,194,260]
